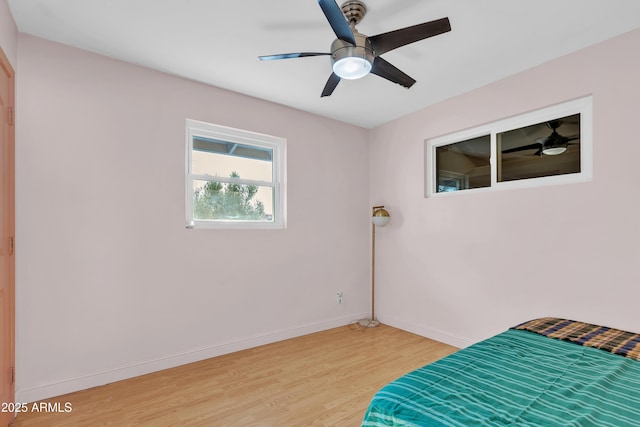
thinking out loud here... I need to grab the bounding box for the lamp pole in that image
[367,205,390,328]
[371,206,378,323]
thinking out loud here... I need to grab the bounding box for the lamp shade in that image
[372,208,390,227]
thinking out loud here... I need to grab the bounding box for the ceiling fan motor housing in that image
[341,0,367,25]
[330,31,374,79]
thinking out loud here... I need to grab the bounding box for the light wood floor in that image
[13,324,458,427]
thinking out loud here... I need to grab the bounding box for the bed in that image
[361,317,640,426]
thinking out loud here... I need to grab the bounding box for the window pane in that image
[435,135,491,192]
[193,180,274,222]
[498,114,580,182]
[192,137,273,182]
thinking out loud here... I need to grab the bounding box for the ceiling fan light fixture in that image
[330,35,374,80]
[333,56,372,79]
[541,146,567,156]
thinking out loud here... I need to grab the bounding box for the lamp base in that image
[358,318,380,328]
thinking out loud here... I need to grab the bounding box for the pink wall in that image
[369,28,640,347]
[15,35,370,402]
[0,0,17,68]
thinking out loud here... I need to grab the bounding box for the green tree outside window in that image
[194,171,266,220]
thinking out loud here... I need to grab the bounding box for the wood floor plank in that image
[13,324,458,426]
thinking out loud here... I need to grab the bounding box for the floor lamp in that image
[360,205,390,328]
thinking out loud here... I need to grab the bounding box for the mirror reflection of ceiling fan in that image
[502,120,580,156]
[259,0,451,97]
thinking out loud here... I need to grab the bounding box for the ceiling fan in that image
[502,120,580,156]
[259,0,451,97]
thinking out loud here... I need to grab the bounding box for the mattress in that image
[361,319,640,426]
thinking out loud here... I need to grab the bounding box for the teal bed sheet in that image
[361,328,640,426]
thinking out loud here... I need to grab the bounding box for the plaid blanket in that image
[513,317,640,361]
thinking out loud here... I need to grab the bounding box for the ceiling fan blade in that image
[259,52,331,61]
[370,57,416,88]
[502,143,542,154]
[321,72,341,97]
[369,17,451,56]
[317,0,356,45]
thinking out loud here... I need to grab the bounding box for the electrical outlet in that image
[336,292,343,304]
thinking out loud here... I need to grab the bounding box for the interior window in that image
[498,114,580,182]
[435,135,490,193]
[425,96,592,197]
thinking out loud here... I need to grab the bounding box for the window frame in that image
[425,96,593,198]
[186,119,286,229]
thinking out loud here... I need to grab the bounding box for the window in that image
[436,135,491,192]
[425,96,592,197]
[186,119,286,229]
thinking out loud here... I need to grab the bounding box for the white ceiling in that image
[8,0,640,128]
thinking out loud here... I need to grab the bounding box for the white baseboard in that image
[379,314,475,349]
[16,312,368,404]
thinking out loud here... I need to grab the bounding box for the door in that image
[0,46,15,427]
